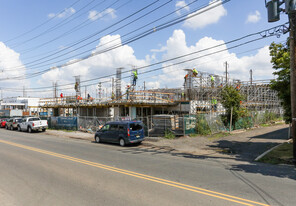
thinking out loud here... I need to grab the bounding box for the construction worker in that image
[111,92,115,100]
[184,74,189,84]
[210,75,215,88]
[192,68,198,77]
[74,82,79,92]
[126,85,130,100]
[211,98,217,111]
[60,93,63,98]
[132,70,138,86]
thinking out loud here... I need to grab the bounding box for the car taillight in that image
[32,123,35,126]
[127,128,130,137]
[13,122,16,124]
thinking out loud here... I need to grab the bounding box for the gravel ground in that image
[45,123,289,161]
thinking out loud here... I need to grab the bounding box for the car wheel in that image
[18,126,21,132]
[10,126,13,130]
[5,125,8,130]
[95,136,100,143]
[119,138,125,147]
[42,129,46,132]
[28,127,32,133]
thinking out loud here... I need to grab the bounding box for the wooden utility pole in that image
[289,12,296,161]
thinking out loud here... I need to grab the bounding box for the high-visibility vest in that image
[211,76,214,81]
[193,69,198,74]
[133,71,138,78]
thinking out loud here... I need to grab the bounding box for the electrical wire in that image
[4,0,82,44]
[0,29,281,92]
[2,0,227,77]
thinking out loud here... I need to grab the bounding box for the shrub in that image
[196,115,211,135]
[164,129,175,139]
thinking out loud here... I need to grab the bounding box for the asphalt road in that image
[0,129,295,206]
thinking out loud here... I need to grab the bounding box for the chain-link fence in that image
[77,116,114,133]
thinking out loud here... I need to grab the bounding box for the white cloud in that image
[39,34,149,97]
[175,1,190,16]
[48,7,75,19]
[88,8,117,21]
[155,30,273,88]
[0,42,29,96]
[183,0,227,29]
[246,10,261,23]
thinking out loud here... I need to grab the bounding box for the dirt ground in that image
[45,123,290,161]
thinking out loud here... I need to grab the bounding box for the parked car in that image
[5,118,22,130]
[94,121,145,146]
[0,119,8,128]
[18,117,48,133]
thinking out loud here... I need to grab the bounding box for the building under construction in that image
[39,68,282,118]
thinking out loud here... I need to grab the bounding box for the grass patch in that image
[258,143,294,165]
[208,132,231,141]
[189,133,199,137]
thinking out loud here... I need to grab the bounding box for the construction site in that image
[37,67,282,136]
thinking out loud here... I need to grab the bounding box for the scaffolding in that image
[40,69,281,115]
[116,68,122,99]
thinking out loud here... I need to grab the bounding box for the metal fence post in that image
[183,115,186,137]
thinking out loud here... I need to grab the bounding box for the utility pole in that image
[224,61,229,85]
[266,0,296,161]
[144,81,146,90]
[290,12,296,161]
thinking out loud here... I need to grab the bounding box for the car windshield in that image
[15,119,22,122]
[129,123,143,131]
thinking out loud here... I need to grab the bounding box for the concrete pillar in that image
[129,106,137,119]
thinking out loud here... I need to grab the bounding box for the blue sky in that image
[0,0,290,98]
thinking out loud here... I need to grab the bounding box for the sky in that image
[0,0,290,98]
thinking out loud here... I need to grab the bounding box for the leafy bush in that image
[196,115,211,135]
[164,129,175,139]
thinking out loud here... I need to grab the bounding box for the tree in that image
[220,85,245,128]
[269,40,291,123]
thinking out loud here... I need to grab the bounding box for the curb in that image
[254,143,283,161]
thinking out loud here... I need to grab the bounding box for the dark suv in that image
[94,121,145,146]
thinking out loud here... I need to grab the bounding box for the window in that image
[110,124,118,131]
[129,123,143,131]
[29,118,40,122]
[101,124,110,131]
[118,125,126,132]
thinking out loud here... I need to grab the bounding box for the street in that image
[0,129,295,206]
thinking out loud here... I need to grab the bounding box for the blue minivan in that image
[94,121,145,146]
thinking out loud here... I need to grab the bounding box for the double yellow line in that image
[0,139,269,206]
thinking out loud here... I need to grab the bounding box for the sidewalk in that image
[45,124,289,162]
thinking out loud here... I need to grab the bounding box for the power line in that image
[2,0,227,78]
[1,26,285,92]
[18,0,122,53]
[8,0,98,48]
[3,0,163,71]
[4,0,82,44]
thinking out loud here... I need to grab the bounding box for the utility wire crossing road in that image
[0,139,268,206]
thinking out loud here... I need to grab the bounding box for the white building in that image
[0,97,42,116]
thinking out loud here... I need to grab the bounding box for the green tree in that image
[220,85,245,129]
[269,40,291,123]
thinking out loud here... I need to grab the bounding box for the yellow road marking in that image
[0,139,269,206]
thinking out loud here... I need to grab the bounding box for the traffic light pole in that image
[290,12,296,162]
